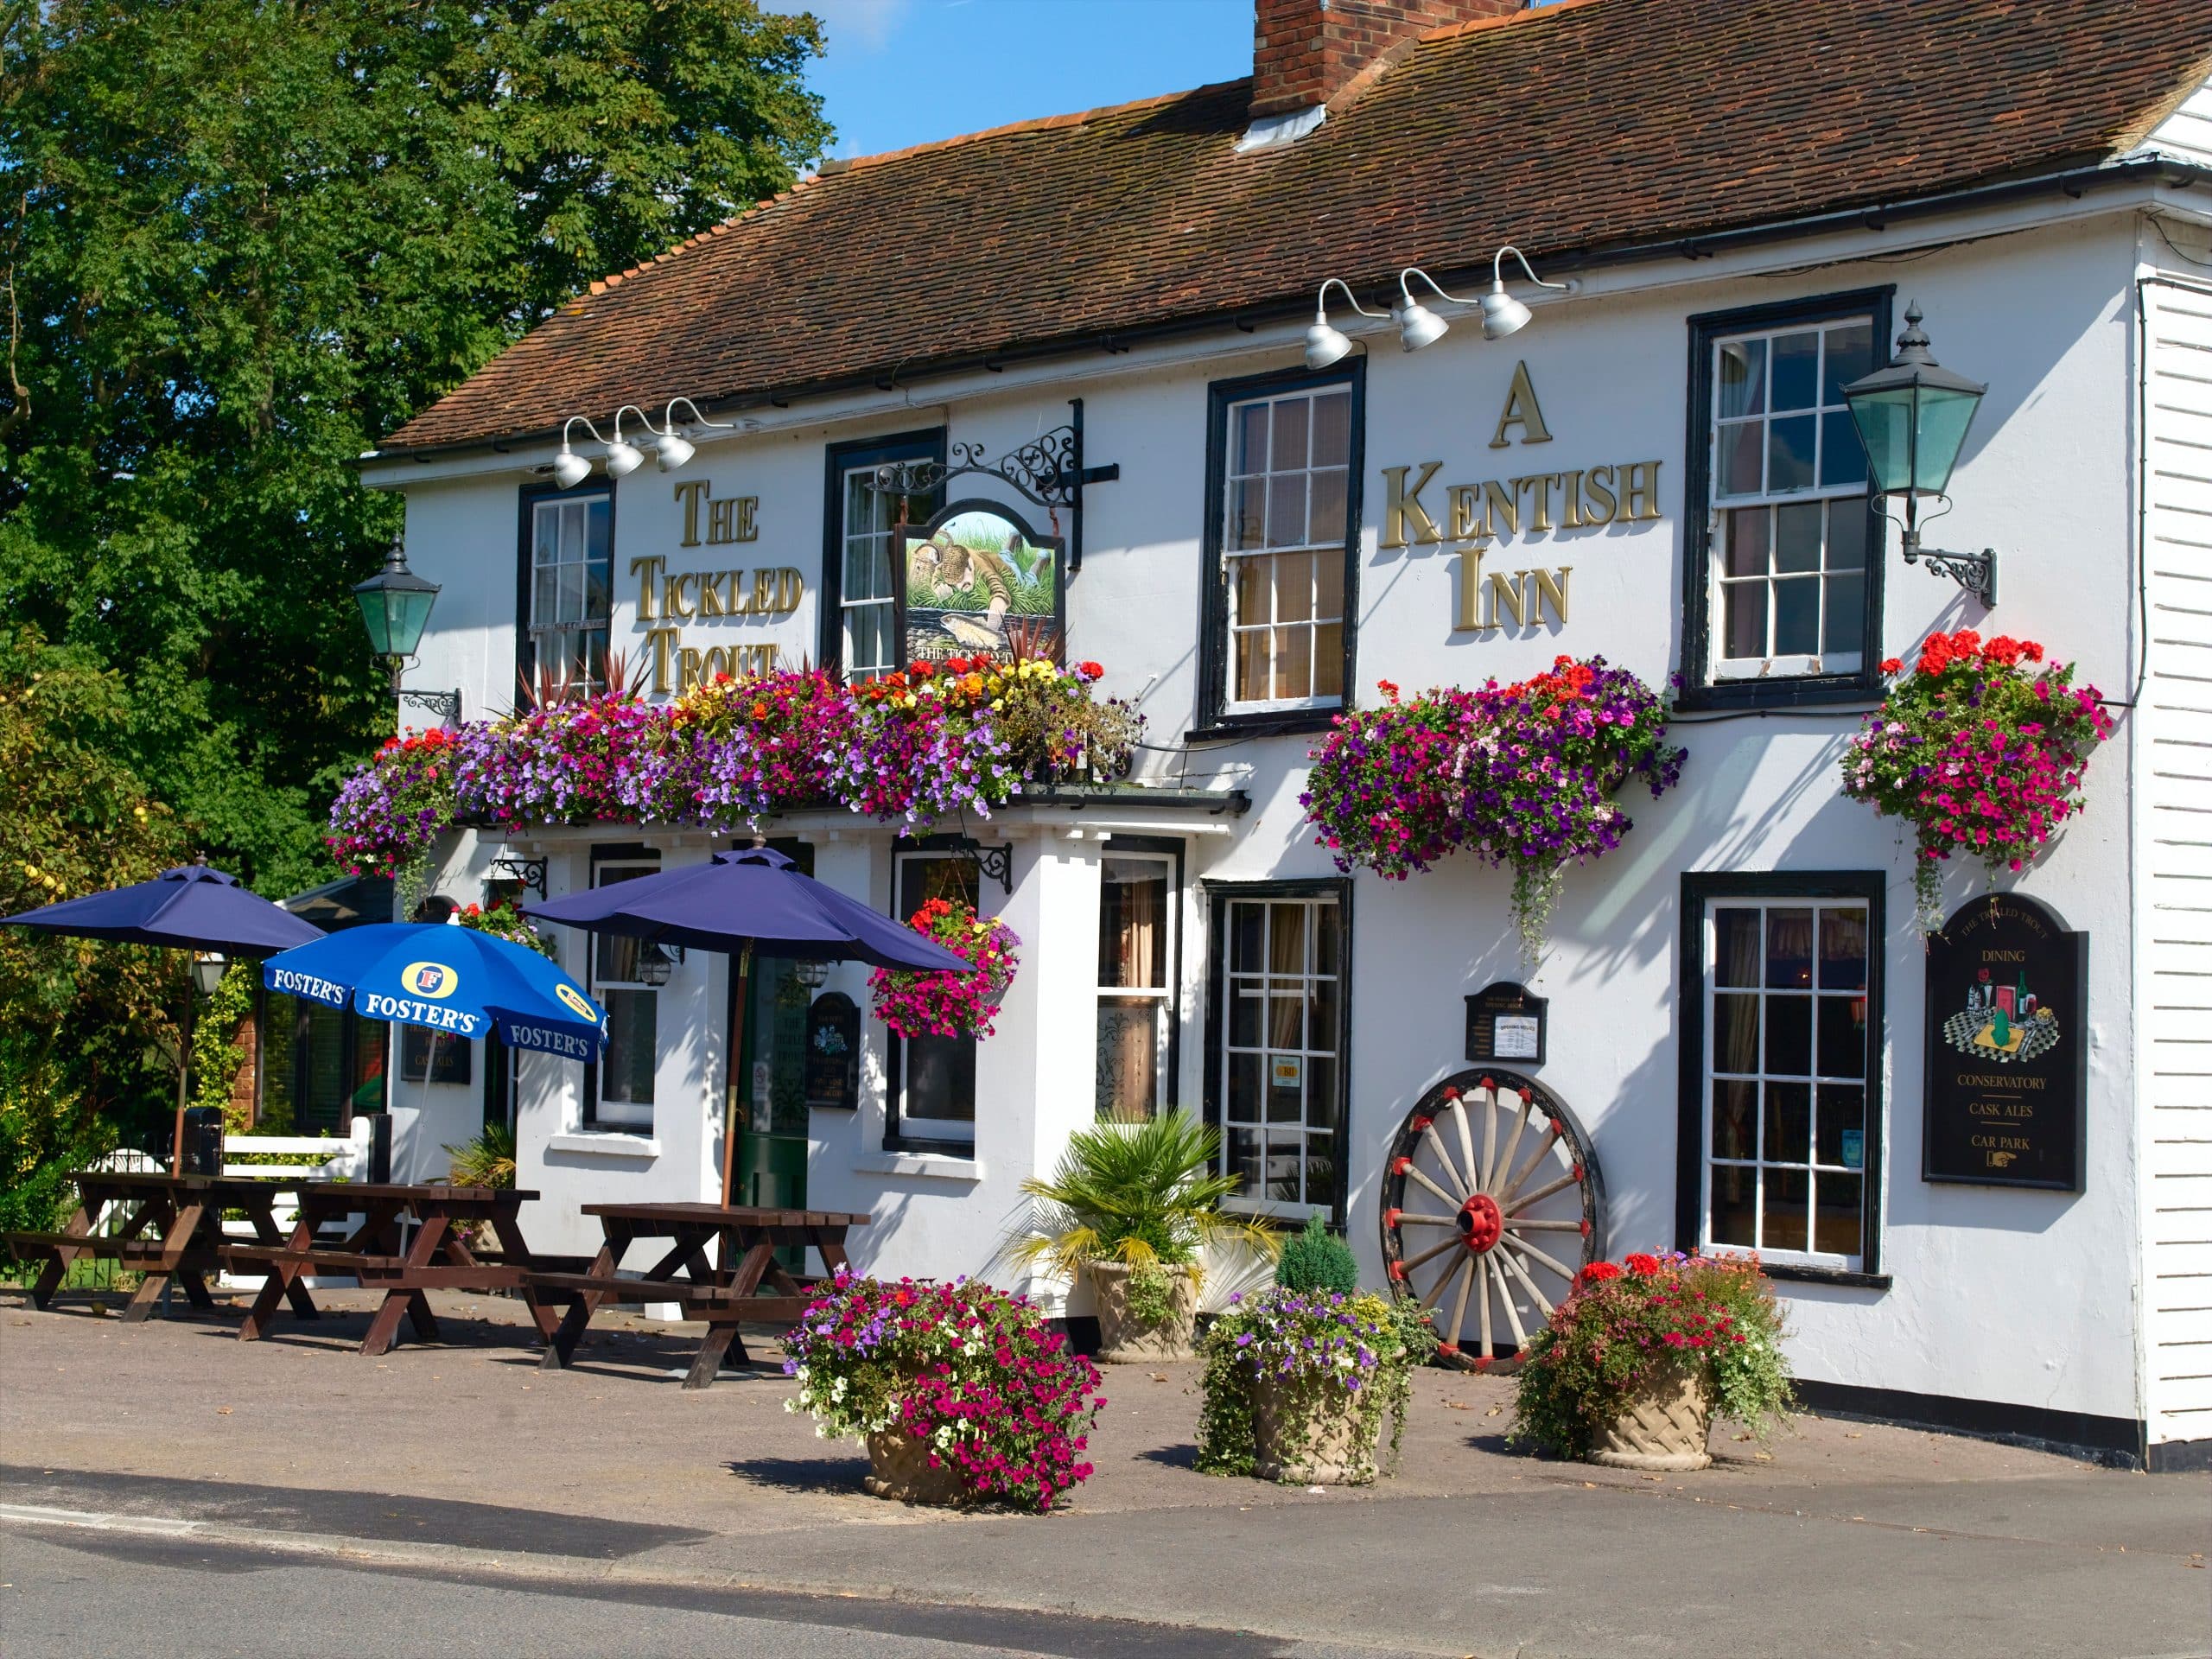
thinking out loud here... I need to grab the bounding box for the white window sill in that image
[852,1150,983,1183]
[548,1131,660,1160]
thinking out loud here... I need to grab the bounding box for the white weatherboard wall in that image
[2142,74,2212,168]
[2139,267,2212,1452]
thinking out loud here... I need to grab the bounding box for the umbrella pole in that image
[721,940,753,1207]
[170,988,194,1178]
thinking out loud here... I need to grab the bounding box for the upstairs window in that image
[820,430,943,683]
[524,488,612,694]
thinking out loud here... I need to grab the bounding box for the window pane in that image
[1814,1173,1862,1257]
[1822,321,1876,403]
[1306,1057,1338,1131]
[584,557,610,620]
[1313,902,1339,976]
[1098,859,1169,988]
[1230,479,1267,551]
[905,1033,975,1121]
[845,474,876,531]
[1312,624,1344,700]
[1268,992,1303,1050]
[1774,502,1822,573]
[1233,553,1270,626]
[1816,1084,1866,1166]
[1770,332,1819,411]
[1711,1165,1757,1247]
[585,499,610,563]
[1234,404,1269,474]
[1095,995,1161,1118]
[1308,977,1338,1052]
[1272,626,1312,701]
[1817,995,1867,1079]
[1723,582,1767,659]
[1826,500,1870,570]
[1822,572,1866,655]
[1308,467,1347,547]
[1266,474,1306,549]
[601,989,657,1104]
[1718,340,1765,418]
[1719,423,1764,498]
[1764,995,1811,1077]
[844,537,889,601]
[1267,1134,1304,1205]
[1714,909,1762,987]
[1713,1079,1758,1160]
[1268,904,1306,974]
[534,565,557,630]
[1818,908,1868,989]
[1310,391,1351,466]
[1231,903,1265,971]
[1228,1127,1263,1191]
[1265,1056,1302,1122]
[1304,1133,1335,1205]
[1230,984,1262,1048]
[1763,1166,1809,1253]
[1765,910,1814,988]
[1314,551,1344,621]
[1274,551,1314,624]
[1724,507,1770,576]
[1228,1051,1263,1120]
[1235,630,1268,703]
[1767,416,1816,493]
[1820,410,1868,488]
[1764,1081,1811,1164]
[1773,576,1819,655]
[534,505,559,566]
[1713,993,1760,1076]
[1273,397,1310,471]
[556,560,585,625]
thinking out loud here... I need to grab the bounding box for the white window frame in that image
[839,465,900,683]
[529,492,612,691]
[1706,316,1875,683]
[585,858,659,1130]
[1217,892,1341,1220]
[1219,385,1353,716]
[1699,895,1873,1273]
[1095,851,1178,1118]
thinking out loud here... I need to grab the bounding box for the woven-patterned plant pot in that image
[1251,1374,1385,1485]
[1588,1360,1714,1471]
[1090,1262,1199,1363]
[863,1429,969,1506]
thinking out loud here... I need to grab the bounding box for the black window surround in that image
[816,427,946,677]
[882,835,993,1154]
[1192,360,1366,741]
[580,841,658,1131]
[1675,869,1891,1288]
[515,476,618,699]
[1096,833,1188,1117]
[1200,874,1353,1225]
[1677,287,1893,713]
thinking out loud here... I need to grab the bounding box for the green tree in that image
[0,0,830,898]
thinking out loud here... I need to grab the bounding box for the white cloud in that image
[765,0,915,52]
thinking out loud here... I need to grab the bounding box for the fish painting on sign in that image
[900,502,1063,664]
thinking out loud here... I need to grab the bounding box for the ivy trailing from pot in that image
[1195,1289,1437,1486]
[1842,630,2113,931]
[1302,657,1685,961]
[1510,1252,1793,1470]
[868,898,1020,1041]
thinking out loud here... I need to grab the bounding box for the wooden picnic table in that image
[5,1170,316,1325]
[219,1182,579,1357]
[525,1201,869,1389]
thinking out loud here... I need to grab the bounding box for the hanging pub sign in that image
[804,991,861,1110]
[1923,893,2087,1191]
[1465,981,1548,1066]
[899,500,1064,665]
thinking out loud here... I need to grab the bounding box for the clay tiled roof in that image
[381,0,2212,454]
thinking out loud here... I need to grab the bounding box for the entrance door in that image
[726,842,814,1241]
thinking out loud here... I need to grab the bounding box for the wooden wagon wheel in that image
[1380,1067,1606,1370]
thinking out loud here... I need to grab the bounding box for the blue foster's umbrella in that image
[261,923,607,1064]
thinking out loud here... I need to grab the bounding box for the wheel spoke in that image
[1500,1123,1560,1209]
[1497,1241,1557,1319]
[1420,1255,1458,1311]
[1510,1169,1580,1211]
[1503,1232,1577,1281]
[1402,1234,1462,1274]
[1475,1087,1498,1194]
[1501,1217,1582,1232]
[1476,1253,1494,1361]
[1421,1118,1471,1199]
[1492,1090,1529,1201]
[1497,1260,1529,1349]
[1446,1257,1474,1346]
[1395,1211,1459,1227]
[1404,1163,1459,1210]
[1453,1095,1482,1196]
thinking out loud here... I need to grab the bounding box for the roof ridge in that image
[1423,0,1609,45]
[830,76,1251,175]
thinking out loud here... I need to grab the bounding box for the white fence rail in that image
[216,1120,375,1286]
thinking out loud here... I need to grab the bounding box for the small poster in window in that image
[1270,1055,1304,1090]
[1840,1128,1865,1171]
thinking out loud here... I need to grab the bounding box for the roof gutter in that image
[363,155,2210,468]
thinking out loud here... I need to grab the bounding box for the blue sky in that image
[772,0,1256,162]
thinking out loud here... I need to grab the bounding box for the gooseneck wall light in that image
[1308,245,1577,367]
[550,399,742,486]
[1841,303,1995,607]
[353,535,461,726]
[1305,277,1392,370]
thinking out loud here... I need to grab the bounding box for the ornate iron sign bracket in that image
[1901,533,1998,608]
[397,687,463,726]
[873,397,1119,571]
[489,855,548,900]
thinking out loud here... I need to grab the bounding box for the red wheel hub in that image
[1458,1192,1503,1255]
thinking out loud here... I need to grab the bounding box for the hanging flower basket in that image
[451,899,556,959]
[327,727,460,878]
[1302,658,1685,961]
[868,898,1020,1040]
[1842,631,2113,931]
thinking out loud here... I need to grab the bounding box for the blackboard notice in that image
[1465,981,1547,1067]
[804,991,861,1110]
[1923,893,2087,1191]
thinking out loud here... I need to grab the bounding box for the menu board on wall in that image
[1465,981,1548,1066]
[804,992,861,1110]
[1923,893,2087,1192]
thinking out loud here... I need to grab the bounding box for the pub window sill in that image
[1758,1262,1892,1291]
[1672,675,1878,715]
[856,1148,983,1183]
[548,1131,661,1160]
[1187,712,1341,745]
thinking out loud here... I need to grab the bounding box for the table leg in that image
[244,1197,320,1319]
[122,1198,205,1324]
[361,1215,445,1357]
[542,1234,623,1371]
[486,1211,566,1342]
[29,1199,94,1310]
[683,1319,742,1390]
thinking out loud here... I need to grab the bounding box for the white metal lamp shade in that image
[602,437,645,479]
[1399,301,1450,352]
[1305,319,1355,370]
[551,447,593,489]
[1479,285,1533,340]
[652,429,696,471]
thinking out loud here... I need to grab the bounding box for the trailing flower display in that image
[451,899,555,959]
[782,1271,1104,1512]
[322,659,1142,875]
[1302,658,1685,960]
[1843,631,2113,930]
[868,897,1021,1040]
[1510,1251,1793,1462]
[1195,1288,1437,1484]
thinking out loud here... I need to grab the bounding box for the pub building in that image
[319,0,2212,1468]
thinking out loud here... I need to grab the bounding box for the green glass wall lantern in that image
[1841,302,1996,607]
[352,536,461,725]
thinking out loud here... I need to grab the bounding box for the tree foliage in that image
[0,0,831,895]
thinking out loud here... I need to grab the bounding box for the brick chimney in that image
[1250,0,1523,120]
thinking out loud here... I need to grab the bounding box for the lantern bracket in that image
[397,685,463,726]
[1900,531,1997,608]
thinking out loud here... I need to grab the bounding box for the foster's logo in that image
[401,961,460,1001]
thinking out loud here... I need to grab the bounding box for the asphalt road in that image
[0,1525,1405,1659]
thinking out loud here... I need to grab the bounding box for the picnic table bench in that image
[5,1170,315,1324]
[527,1202,869,1389]
[219,1181,582,1357]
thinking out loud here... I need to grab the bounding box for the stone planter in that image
[862,1427,968,1506]
[1587,1360,1714,1471]
[1251,1374,1386,1485]
[1089,1261,1198,1363]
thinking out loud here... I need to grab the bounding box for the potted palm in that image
[1007,1109,1275,1363]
